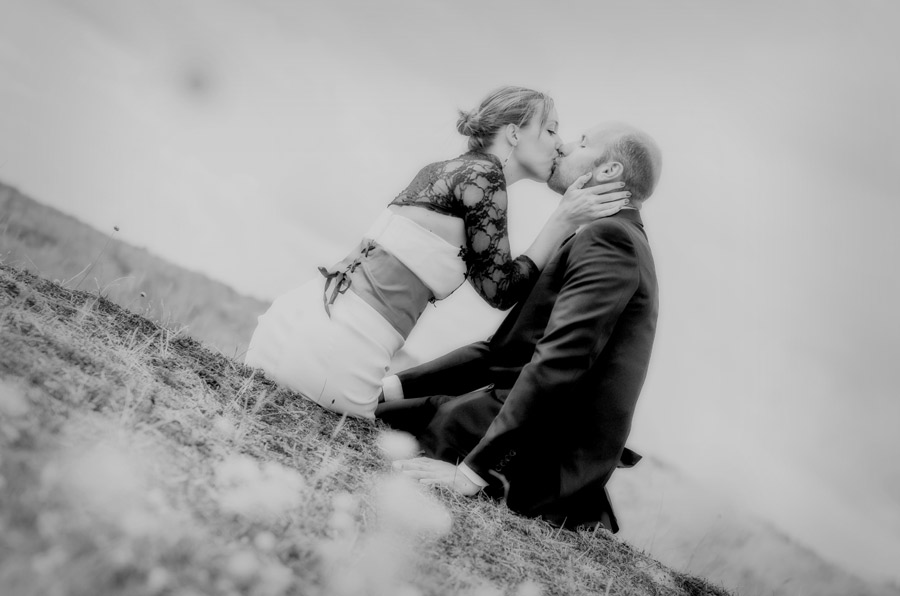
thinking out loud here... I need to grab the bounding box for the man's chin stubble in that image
[547,174,566,195]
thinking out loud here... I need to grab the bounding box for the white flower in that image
[331,491,359,513]
[376,430,419,461]
[374,475,451,537]
[226,550,259,585]
[212,416,236,439]
[254,531,277,552]
[0,380,30,417]
[215,455,306,520]
[257,560,293,596]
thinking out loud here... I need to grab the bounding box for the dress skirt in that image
[246,209,466,420]
[245,275,404,419]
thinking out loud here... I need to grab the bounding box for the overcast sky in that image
[1,0,898,583]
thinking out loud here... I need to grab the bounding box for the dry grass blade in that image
[0,264,732,596]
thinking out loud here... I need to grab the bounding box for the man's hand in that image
[392,457,482,496]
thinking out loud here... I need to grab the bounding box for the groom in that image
[377,123,662,532]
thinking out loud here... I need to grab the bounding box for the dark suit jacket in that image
[377,209,657,532]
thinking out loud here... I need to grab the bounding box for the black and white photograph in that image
[1,1,898,595]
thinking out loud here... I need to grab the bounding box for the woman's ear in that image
[504,123,519,147]
[593,161,624,182]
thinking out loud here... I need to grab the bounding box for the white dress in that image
[245,209,467,418]
[246,150,541,419]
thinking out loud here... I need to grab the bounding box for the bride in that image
[245,86,631,418]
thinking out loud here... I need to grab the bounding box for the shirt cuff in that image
[381,375,404,402]
[457,462,488,488]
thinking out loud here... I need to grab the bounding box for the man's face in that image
[547,125,611,194]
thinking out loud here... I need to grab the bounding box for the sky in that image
[1,0,899,584]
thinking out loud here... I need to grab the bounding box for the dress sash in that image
[363,210,466,300]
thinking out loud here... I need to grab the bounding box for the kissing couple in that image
[246,86,662,532]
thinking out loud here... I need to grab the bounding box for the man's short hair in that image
[595,132,661,202]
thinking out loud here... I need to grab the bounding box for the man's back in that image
[489,210,657,396]
[381,209,658,530]
[462,209,657,528]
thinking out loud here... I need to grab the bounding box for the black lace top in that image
[389,152,539,310]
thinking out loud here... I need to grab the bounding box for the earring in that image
[502,146,515,168]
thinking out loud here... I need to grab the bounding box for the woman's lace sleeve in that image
[452,160,540,310]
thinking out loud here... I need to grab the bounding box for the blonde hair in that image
[456,86,554,152]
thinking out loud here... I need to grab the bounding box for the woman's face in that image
[513,105,562,182]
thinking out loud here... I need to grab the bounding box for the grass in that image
[0,263,733,595]
[0,181,267,357]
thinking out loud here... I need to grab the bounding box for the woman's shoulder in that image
[450,151,503,173]
[405,151,501,183]
[391,151,505,212]
[440,151,505,189]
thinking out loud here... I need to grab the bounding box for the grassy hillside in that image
[4,181,898,595]
[0,263,731,596]
[0,181,267,357]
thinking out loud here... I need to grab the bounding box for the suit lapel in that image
[490,210,644,355]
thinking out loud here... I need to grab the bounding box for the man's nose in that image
[558,141,575,156]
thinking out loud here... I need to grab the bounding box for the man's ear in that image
[504,123,519,147]
[593,161,624,182]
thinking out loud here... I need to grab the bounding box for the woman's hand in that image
[522,174,631,271]
[555,173,631,230]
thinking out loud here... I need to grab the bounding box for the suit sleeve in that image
[463,222,640,482]
[396,341,493,399]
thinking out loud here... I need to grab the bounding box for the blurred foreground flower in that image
[211,415,237,440]
[318,474,452,596]
[223,548,294,596]
[39,437,167,539]
[0,379,30,417]
[215,454,306,520]
[328,491,360,537]
[376,429,419,461]
[375,474,452,537]
[50,443,143,513]
[0,379,30,443]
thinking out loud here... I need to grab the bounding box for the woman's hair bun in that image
[456,109,479,137]
[456,86,553,152]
